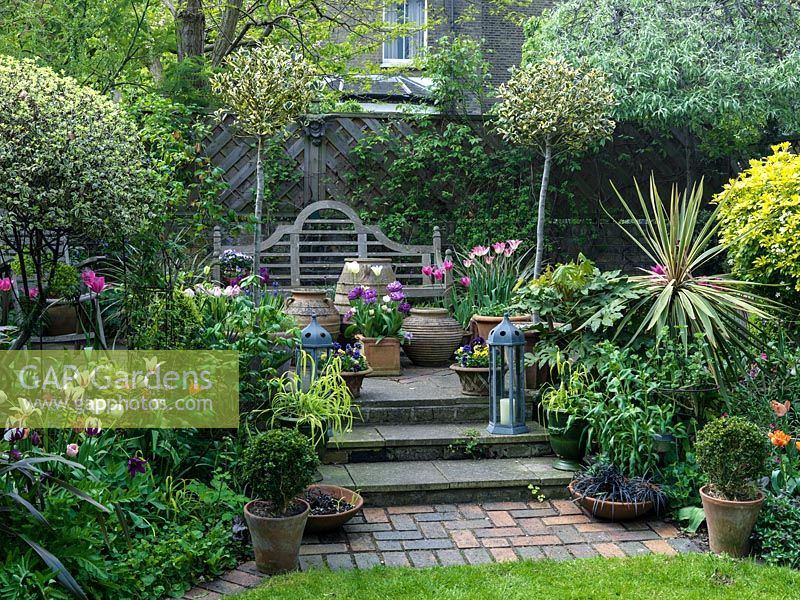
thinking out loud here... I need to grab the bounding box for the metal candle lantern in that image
[487,315,529,435]
[296,314,334,385]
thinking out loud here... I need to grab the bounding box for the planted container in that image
[244,499,310,574]
[471,314,531,341]
[569,482,653,521]
[334,258,395,315]
[449,364,490,396]
[700,486,764,557]
[285,289,340,337]
[340,367,373,398]
[402,308,465,366]
[545,409,587,471]
[358,336,401,376]
[304,484,364,533]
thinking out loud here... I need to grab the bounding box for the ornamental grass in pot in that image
[242,429,319,574]
[570,462,667,521]
[696,416,769,557]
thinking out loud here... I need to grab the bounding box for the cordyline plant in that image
[493,57,616,283]
[210,44,319,301]
[608,176,779,376]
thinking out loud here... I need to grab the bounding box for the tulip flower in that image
[387,281,403,293]
[0,277,11,292]
[87,276,107,294]
[463,259,473,268]
[460,276,471,287]
[492,241,506,254]
[769,430,791,447]
[81,270,96,286]
[484,255,495,265]
[345,261,360,274]
[27,287,39,299]
[470,245,489,257]
[66,443,80,458]
[442,259,454,271]
[506,239,523,252]
[421,265,434,277]
[771,400,791,418]
[370,265,383,276]
[433,269,444,282]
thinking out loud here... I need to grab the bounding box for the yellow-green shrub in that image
[714,143,800,303]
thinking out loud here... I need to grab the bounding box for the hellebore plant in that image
[344,282,409,342]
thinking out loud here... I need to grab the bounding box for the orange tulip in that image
[769,430,792,447]
[796,440,800,452]
[771,400,791,417]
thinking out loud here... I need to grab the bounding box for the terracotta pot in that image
[449,364,490,396]
[700,485,764,557]
[44,302,79,336]
[304,484,364,533]
[285,289,340,336]
[545,409,587,471]
[244,499,310,574]
[334,258,396,315]
[402,308,466,367]
[568,482,653,521]
[358,336,401,376]
[471,314,531,341]
[340,368,372,398]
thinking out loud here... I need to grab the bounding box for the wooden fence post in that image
[303,116,327,205]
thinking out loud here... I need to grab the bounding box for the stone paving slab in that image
[185,500,698,598]
[332,422,547,448]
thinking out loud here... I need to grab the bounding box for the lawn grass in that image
[234,553,800,600]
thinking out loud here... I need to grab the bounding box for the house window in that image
[382,0,427,65]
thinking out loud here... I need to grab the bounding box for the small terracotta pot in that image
[471,314,531,341]
[340,368,372,398]
[44,302,79,336]
[700,485,764,557]
[244,499,310,574]
[568,482,653,521]
[304,484,364,533]
[402,308,465,366]
[358,336,401,376]
[449,364,490,396]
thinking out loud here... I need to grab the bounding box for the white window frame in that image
[382,0,428,67]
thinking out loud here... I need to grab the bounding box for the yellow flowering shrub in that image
[714,143,800,301]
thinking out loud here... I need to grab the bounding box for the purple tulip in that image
[363,288,378,304]
[389,291,405,302]
[348,286,364,301]
[8,449,21,461]
[343,309,354,324]
[127,456,148,477]
[386,281,403,293]
[30,430,41,447]
[259,267,270,284]
[398,302,411,315]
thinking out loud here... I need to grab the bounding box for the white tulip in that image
[382,295,391,303]
[370,265,383,276]
[345,261,361,274]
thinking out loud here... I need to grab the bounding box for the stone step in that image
[320,457,571,506]
[325,422,550,464]
[354,364,539,425]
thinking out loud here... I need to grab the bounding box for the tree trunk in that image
[684,126,695,193]
[177,0,205,61]
[211,0,244,66]
[253,136,265,306]
[533,141,552,281]
[148,55,164,84]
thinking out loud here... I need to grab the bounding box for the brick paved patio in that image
[183,500,698,599]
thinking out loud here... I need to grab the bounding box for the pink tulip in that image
[492,241,506,254]
[506,239,523,252]
[442,259,454,272]
[87,276,107,294]
[484,255,495,265]
[0,277,10,292]
[28,287,39,299]
[470,245,489,257]
[460,276,471,287]
[433,269,444,282]
[421,265,434,277]
[81,270,96,286]
[504,247,514,257]
[463,259,473,268]
[66,443,79,458]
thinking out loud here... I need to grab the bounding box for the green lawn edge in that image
[234,554,800,600]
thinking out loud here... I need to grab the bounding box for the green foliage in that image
[753,494,800,569]
[662,452,706,510]
[512,253,642,369]
[241,429,319,515]
[493,57,616,158]
[609,176,777,374]
[211,44,319,139]
[156,56,215,109]
[526,0,800,158]
[714,143,800,306]
[127,289,203,350]
[418,35,491,115]
[696,416,769,500]
[9,256,80,300]
[268,357,356,449]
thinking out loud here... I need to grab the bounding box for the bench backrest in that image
[213,201,448,290]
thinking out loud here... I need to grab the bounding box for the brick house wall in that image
[347,0,553,86]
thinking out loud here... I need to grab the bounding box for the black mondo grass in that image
[572,463,668,517]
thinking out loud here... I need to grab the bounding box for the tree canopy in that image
[525,0,800,159]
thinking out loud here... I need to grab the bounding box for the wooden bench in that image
[213,200,452,297]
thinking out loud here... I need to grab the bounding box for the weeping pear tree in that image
[493,58,616,282]
[210,44,319,295]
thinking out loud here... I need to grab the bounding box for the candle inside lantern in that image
[500,397,512,426]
